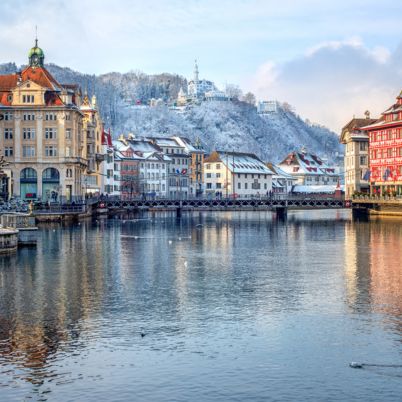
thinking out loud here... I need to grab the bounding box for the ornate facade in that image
[0,41,104,201]
[363,91,402,196]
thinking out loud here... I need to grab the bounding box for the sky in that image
[0,0,402,132]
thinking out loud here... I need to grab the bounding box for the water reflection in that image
[0,211,402,401]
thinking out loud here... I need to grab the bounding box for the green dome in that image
[28,45,44,58]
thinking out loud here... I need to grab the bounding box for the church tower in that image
[28,38,45,68]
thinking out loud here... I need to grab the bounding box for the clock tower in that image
[28,39,45,68]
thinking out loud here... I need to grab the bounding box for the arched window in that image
[21,167,37,179]
[43,168,60,181]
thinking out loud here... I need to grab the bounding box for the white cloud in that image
[248,40,402,133]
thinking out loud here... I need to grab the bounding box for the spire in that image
[194,59,199,84]
[28,30,45,67]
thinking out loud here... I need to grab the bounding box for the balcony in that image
[63,157,88,166]
[95,153,106,162]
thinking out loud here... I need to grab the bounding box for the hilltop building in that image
[0,40,105,202]
[187,60,216,100]
[362,90,402,196]
[257,101,278,114]
[204,151,273,197]
[176,87,188,106]
[340,112,376,198]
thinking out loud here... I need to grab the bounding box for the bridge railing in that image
[352,194,402,202]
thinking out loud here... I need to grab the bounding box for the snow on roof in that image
[216,151,272,175]
[151,137,181,148]
[279,151,338,176]
[266,163,295,179]
[112,139,130,152]
[128,139,161,153]
[292,185,343,194]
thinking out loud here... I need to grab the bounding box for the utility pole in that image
[226,152,229,199]
[232,150,235,198]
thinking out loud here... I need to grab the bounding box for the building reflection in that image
[344,218,402,334]
[0,221,111,383]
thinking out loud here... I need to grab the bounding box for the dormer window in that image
[22,95,35,103]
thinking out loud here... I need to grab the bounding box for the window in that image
[216,183,222,189]
[66,168,73,178]
[65,113,71,121]
[45,128,57,139]
[65,129,72,140]
[238,182,241,189]
[359,142,367,151]
[22,95,35,103]
[23,113,35,121]
[4,128,13,140]
[207,183,212,189]
[45,113,57,121]
[4,147,13,157]
[216,163,221,169]
[245,183,248,189]
[360,156,367,165]
[206,173,212,178]
[206,164,211,170]
[66,147,71,157]
[22,146,35,157]
[216,173,221,178]
[23,128,35,140]
[45,146,57,157]
[3,112,13,121]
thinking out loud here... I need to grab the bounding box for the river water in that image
[0,210,402,401]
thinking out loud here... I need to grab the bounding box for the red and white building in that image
[363,91,402,196]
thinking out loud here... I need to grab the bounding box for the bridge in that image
[95,197,347,218]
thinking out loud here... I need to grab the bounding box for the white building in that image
[100,129,120,196]
[266,163,297,194]
[149,137,191,199]
[125,137,170,198]
[205,90,229,102]
[187,60,216,100]
[277,148,340,188]
[257,100,278,114]
[204,151,273,197]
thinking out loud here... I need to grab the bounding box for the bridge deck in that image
[96,198,346,210]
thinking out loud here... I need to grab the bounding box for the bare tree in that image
[225,84,243,100]
[242,92,256,106]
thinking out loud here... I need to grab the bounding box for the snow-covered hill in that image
[0,62,343,162]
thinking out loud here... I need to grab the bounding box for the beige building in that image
[0,40,104,201]
[204,151,272,197]
[340,114,376,198]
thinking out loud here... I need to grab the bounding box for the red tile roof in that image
[0,74,18,91]
[20,66,62,90]
[0,66,77,107]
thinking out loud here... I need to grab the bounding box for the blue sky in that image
[1,0,402,131]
